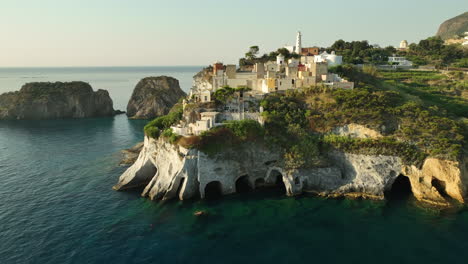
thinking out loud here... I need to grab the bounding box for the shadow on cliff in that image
[328,152,359,191]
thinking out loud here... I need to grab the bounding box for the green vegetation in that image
[261,92,321,169]
[454,58,468,68]
[212,86,252,106]
[328,37,467,67]
[144,104,183,138]
[403,37,467,67]
[188,120,265,155]
[259,68,466,163]
[379,71,467,118]
[239,46,300,66]
[323,135,427,166]
[328,40,395,64]
[161,128,181,144]
[177,68,465,166]
[146,57,466,168]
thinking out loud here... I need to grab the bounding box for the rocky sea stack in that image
[126,76,186,119]
[0,82,118,120]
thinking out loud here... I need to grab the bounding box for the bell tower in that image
[295,31,302,54]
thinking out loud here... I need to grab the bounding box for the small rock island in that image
[0,81,119,120]
[126,76,187,119]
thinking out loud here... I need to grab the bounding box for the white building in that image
[314,51,343,67]
[276,54,285,65]
[463,32,468,46]
[388,56,413,67]
[399,40,409,50]
[187,112,221,136]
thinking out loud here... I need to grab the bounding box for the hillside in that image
[436,12,468,40]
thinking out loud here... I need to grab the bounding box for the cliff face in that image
[114,134,468,207]
[436,12,468,40]
[114,136,284,200]
[0,82,116,120]
[126,76,187,119]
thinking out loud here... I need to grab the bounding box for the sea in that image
[0,67,467,264]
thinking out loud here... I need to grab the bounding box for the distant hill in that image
[436,12,468,40]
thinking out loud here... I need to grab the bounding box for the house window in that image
[204,96,207,101]
[292,80,295,84]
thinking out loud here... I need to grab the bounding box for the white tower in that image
[399,40,408,50]
[295,31,302,54]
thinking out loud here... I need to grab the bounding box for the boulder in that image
[126,76,186,119]
[0,82,118,120]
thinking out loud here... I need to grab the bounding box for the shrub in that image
[322,135,427,166]
[178,136,202,149]
[144,104,183,138]
[161,128,181,144]
[187,120,265,155]
[224,119,264,141]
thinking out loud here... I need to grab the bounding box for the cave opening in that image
[272,170,286,194]
[235,175,252,193]
[204,181,222,200]
[255,178,266,189]
[386,174,412,200]
[431,178,450,199]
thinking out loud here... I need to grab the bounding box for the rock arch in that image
[204,181,223,199]
[235,175,252,193]
[385,174,413,200]
[113,158,157,191]
[265,167,287,194]
[254,178,265,189]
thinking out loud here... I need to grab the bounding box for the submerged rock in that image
[194,211,207,216]
[126,76,187,119]
[120,142,144,166]
[0,82,118,120]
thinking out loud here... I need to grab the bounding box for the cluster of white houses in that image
[173,32,355,136]
[190,32,353,103]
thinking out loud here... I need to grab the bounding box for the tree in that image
[441,44,464,65]
[277,48,291,57]
[245,45,259,60]
[331,39,346,51]
[213,86,235,105]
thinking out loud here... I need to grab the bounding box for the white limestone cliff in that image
[114,125,468,207]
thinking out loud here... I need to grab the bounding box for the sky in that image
[0,0,467,67]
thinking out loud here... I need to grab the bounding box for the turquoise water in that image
[1,68,468,263]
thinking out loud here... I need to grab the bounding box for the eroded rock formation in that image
[0,82,117,120]
[126,76,187,119]
[114,124,468,207]
[114,136,467,207]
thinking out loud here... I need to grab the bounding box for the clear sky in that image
[1,0,467,67]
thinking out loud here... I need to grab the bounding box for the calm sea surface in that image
[1,67,468,264]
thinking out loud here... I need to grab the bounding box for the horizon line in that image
[0,65,206,69]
